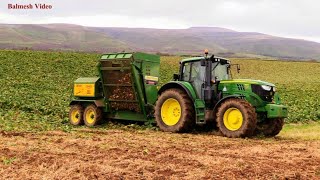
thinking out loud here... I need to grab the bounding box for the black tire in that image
[216,99,257,138]
[69,104,84,126]
[84,104,103,127]
[256,118,284,137]
[155,88,195,132]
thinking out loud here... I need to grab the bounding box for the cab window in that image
[182,63,191,81]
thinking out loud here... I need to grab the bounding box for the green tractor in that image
[69,51,288,138]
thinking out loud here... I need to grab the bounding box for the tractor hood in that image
[220,79,275,87]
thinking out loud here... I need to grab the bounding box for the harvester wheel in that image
[256,118,284,137]
[84,104,102,127]
[69,104,84,126]
[216,99,257,138]
[155,88,195,132]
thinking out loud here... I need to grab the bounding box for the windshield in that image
[182,61,229,82]
[212,63,229,81]
[181,61,229,98]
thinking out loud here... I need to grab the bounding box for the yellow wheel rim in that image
[161,98,181,126]
[85,109,95,124]
[71,109,80,124]
[223,108,243,131]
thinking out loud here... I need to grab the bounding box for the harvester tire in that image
[216,98,257,138]
[69,104,84,126]
[84,104,103,127]
[256,118,284,137]
[155,88,195,132]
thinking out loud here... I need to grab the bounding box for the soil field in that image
[0,128,319,179]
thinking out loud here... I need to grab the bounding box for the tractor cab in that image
[173,53,235,110]
[180,57,230,82]
[177,56,230,99]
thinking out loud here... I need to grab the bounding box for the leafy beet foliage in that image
[0,50,319,131]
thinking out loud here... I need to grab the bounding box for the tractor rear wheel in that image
[155,88,195,132]
[256,118,284,137]
[84,104,102,127]
[216,99,257,138]
[69,104,84,126]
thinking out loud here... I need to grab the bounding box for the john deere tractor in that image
[69,51,288,138]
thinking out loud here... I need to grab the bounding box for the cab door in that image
[182,61,205,99]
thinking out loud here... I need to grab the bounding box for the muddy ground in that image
[0,129,319,179]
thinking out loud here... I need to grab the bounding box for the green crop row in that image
[0,50,319,132]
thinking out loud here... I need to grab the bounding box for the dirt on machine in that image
[69,51,288,138]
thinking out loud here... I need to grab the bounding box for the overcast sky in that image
[1,0,319,42]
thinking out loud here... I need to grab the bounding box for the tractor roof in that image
[180,56,230,64]
[100,52,160,63]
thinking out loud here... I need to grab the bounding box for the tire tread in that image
[216,98,257,138]
[155,88,195,132]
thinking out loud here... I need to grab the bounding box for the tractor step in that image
[196,112,206,124]
[194,99,206,124]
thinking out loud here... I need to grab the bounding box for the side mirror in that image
[173,73,180,80]
[237,65,240,73]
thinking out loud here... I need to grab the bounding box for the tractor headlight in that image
[261,85,272,91]
[273,87,276,92]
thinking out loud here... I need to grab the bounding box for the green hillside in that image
[0,50,319,132]
[95,27,320,60]
[0,24,320,60]
[0,24,129,52]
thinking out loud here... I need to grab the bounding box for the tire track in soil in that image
[0,129,319,179]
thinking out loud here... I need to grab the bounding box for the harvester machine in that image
[69,51,288,138]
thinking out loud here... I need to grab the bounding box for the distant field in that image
[0,50,319,132]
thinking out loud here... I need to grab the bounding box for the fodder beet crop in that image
[0,50,319,132]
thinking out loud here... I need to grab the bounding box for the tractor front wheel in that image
[69,104,84,126]
[155,88,195,132]
[84,104,102,127]
[216,99,257,138]
[256,118,284,137]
